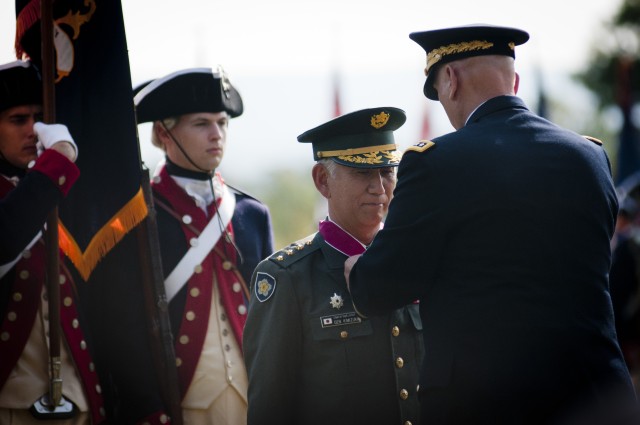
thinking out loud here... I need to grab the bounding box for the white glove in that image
[34,122,78,161]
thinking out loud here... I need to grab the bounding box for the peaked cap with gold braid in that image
[409,24,529,100]
[297,107,405,168]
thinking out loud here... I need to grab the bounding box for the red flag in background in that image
[15,0,147,281]
[332,71,342,118]
[420,102,431,141]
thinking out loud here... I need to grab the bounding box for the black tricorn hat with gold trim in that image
[297,107,405,168]
[134,66,243,123]
[410,24,529,100]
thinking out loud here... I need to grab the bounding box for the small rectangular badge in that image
[320,311,362,328]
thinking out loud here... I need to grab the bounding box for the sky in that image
[0,0,622,185]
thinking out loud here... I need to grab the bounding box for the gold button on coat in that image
[392,326,400,337]
[340,330,348,339]
[400,389,409,400]
[395,357,404,368]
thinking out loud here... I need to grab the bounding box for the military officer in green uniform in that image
[243,107,423,425]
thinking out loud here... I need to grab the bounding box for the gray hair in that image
[318,159,338,177]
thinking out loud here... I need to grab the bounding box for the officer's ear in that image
[312,162,331,199]
[513,72,520,95]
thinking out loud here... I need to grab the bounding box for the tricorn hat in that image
[297,107,405,168]
[134,66,243,123]
[409,24,529,100]
[0,60,42,112]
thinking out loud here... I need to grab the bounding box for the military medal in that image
[330,293,344,309]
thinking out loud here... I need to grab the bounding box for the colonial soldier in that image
[134,67,274,424]
[345,25,639,425]
[0,61,105,424]
[244,107,423,425]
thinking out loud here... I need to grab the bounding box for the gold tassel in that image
[59,187,148,281]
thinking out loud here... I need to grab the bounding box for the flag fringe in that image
[59,187,149,281]
[15,0,40,59]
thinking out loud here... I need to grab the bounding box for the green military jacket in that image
[243,232,424,425]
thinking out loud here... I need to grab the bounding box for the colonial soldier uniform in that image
[134,67,274,424]
[244,107,423,425]
[0,61,105,424]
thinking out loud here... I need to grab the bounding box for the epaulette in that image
[268,234,320,268]
[404,140,435,154]
[582,135,603,146]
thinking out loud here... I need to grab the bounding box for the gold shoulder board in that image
[582,135,603,146]
[405,140,435,153]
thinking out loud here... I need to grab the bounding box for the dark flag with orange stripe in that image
[15,0,147,280]
[15,1,182,423]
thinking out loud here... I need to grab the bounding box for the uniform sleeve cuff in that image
[31,149,80,196]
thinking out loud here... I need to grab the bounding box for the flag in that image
[615,57,640,185]
[332,71,342,118]
[536,68,549,120]
[15,0,147,280]
[15,2,181,422]
[420,103,431,141]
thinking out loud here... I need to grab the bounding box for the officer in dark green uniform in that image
[243,107,423,425]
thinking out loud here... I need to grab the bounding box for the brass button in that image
[396,357,404,368]
[175,357,183,367]
[95,384,102,394]
[238,305,247,315]
[392,326,400,337]
[232,282,241,293]
[160,414,168,424]
[80,340,87,350]
[404,422,413,425]
[189,238,198,247]
[89,362,95,372]
[58,274,66,284]
[72,319,79,329]
[179,335,190,345]
[182,215,192,224]
[190,287,200,297]
[1,332,9,341]
[400,389,409,400]
[222,261,232,270]
[194,264,203,274]
[12,292,22,302]
[58,175,66,186]
[340,330,348,339]
[19,270,29,280]
[186,311,196,321]
[63,297,73,307]
[7,312,16,322]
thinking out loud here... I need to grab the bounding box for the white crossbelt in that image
[164,184,236,302]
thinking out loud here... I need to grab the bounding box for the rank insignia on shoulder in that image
[405,140,435,153]
[582,135,603,146]
[254,272,276,303]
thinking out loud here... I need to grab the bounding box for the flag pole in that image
[36,0,73,416]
